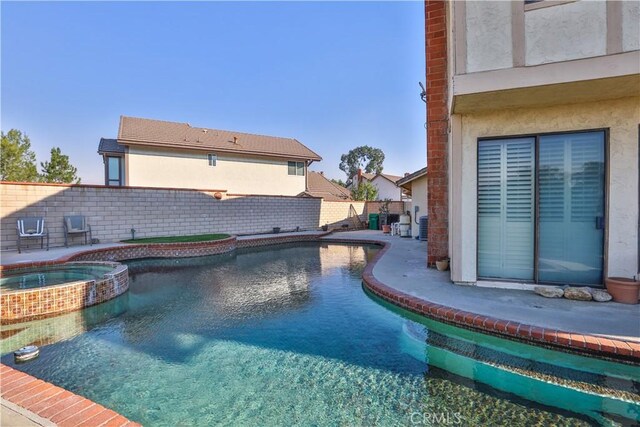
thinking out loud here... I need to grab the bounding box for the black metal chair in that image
[63,215,93,247]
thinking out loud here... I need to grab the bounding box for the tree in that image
[339,146,385,180]
[40,147,80,183]
[351,181,378,201]
[0,129,39,182]
[330,178,347,187]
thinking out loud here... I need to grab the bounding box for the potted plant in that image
[605,276,640,304]
[379,199,392,233]
[436,258,449,271]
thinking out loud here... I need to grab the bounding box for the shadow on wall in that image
[0,182,324,251]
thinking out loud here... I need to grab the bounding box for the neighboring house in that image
[397,167,428,238]
[98,116,322,196]
[300,171,353,201]
[425,1,639,287]
[349,170,405,201]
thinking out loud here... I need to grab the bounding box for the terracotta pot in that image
[436,260,449,271]
[382,225,391,234]
[605,277,640,304]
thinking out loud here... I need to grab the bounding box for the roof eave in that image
[118,139,322,162]
[396,168,428,186]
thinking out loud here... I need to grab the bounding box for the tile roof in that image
[97,138,125,154]
[360,172,403,184]
[116,116,322,161]
[301,171,352,201]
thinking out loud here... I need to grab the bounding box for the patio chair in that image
[16,217,49,253]
[63,215,93,247]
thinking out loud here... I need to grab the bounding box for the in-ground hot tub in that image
[0,262,129,324]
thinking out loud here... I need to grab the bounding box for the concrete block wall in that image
[0,183,322,250]
[319,201,366,229]
[364,201,408,216]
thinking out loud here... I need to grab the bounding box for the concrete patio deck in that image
[323,230,640,344]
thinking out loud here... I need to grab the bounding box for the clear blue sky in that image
[1,1,426,184]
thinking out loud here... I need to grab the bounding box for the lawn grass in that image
[121,234,230,244]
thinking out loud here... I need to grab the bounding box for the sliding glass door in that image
[538,132,605,284]
[477,131,605,285]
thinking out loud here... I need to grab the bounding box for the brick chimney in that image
[425,0,449,266]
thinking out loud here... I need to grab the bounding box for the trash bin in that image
[368,213,379,230]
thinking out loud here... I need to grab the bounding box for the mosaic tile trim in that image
[65,236,238,262]
[0,262,129,324]
[0,364,141,427]
[236,232,331,249]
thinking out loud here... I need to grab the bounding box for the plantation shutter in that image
[478,138,535,280]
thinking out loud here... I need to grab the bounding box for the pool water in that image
[0,265,113,290]
[2,243,638,426]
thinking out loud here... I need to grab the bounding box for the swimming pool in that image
[2,243,638,426]
[0,264,114,291]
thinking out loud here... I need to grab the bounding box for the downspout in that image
[306,160,313,191]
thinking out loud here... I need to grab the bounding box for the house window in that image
[208,154,217,167]
[477,130,605,285]
[106,156,123,186]
[288,161,305,176]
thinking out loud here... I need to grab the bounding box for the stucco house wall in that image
[450,96,639,284]
[408,175,428,238]
[461,0,639,74]
[440,0,640,284]
[126,146,306,196]
[371,176,402,201]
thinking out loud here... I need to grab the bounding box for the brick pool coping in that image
[327,237,640,364]
[0,365,140,427]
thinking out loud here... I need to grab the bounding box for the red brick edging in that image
[0,364,140,427]
[329,238,640,364]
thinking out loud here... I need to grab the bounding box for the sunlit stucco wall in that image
[371,176,402,201]
[408,176,428,238]
[126,146,306,195]
[463,0,639,74]
[450,96,640,284]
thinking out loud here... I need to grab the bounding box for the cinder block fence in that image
[0,183,322,250]
[0,182,409,251]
